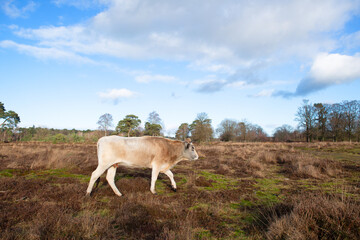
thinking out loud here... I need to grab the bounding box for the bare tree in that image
[328,103,345,142]
[342,100,359,141]
[273,124,294,142]
[314,103,330,141]
[296,99,316,142]
[217,119,238,141]
[356,104,360,142]
[246,123,268,142]
[147,111,163,125]
[97,113,113,136]
[237,121,247,141]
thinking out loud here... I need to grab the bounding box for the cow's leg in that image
[86,165,107,196]
[106,166,122,197]
[164,170,177,192]
[150,165,160,194]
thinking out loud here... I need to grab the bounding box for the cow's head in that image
[183,138,199,160]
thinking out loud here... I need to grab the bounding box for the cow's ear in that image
[185,138,192,143]
[185,142,190,149]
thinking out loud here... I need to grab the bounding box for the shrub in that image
[51,134,67,144]
[70,133,85,143]
[277,153,341,179]
[265,194,360,240]
[251,193,360,240]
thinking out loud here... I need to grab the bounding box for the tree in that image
[246,123,268,141]
[175,123,190,141]
[216,119,238,141]
[296,100,316,142]
[216,119,268,142]
[190,112,213,142]
[0,102,4,117]
[97,113,113,136]
[144,111,163,136]
[116,114,141,137]
[147,111,163,126]
[355,106,360,142]
[273,124,294,142]
[237,121,247,142]
[0,102,20,129]
[328,103,345,142]
[314,103,328,141]
[342,100,359,141]
[144,122,162,136]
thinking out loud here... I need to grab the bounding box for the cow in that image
[86,136,198,196]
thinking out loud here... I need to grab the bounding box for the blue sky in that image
[1,0,360,136]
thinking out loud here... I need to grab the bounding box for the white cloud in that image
[2,0,360,94]
[98,88,138,100]
[52,0,111,9]
[149,32,182,48]
[194,78,227,93]
[8,0,356,62]
[251,89,275,97]
[13,25,147,59]
[275,52,360,98]
[135,74,176,83]
[14,25,85,40]
[0,40,94,63]
[188,59,234,73]
[310,53,360,84]
[227,81,246,88]
[2,0,36,18]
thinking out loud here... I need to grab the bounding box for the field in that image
[0,141,359,239]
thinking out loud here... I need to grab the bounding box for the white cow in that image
[86,136,198,196]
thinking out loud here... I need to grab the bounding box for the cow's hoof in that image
[171,187,177,192]
[85,192,92,197]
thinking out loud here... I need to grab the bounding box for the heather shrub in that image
[265,194,360,240]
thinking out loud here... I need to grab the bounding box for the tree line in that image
[1,100,359,143]
[97,111,164,138]
[98,111,268,142]
[274,100,360,142]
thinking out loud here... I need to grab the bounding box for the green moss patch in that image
[25,168,90,182]
[197,171,239,191]
[194,228,213,239]
[188,203,210,211]
[155,179,167,194]
[175,174,188,187]
[254,178,283,206]
[0,169,16,177]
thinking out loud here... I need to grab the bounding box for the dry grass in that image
[265,194,360,240]
[276,152,341,179]
[0,141,359,239]
[0,142,97,170]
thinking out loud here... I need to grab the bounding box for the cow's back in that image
[97,136,182,168]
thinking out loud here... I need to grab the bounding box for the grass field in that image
[0,141,359,239]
